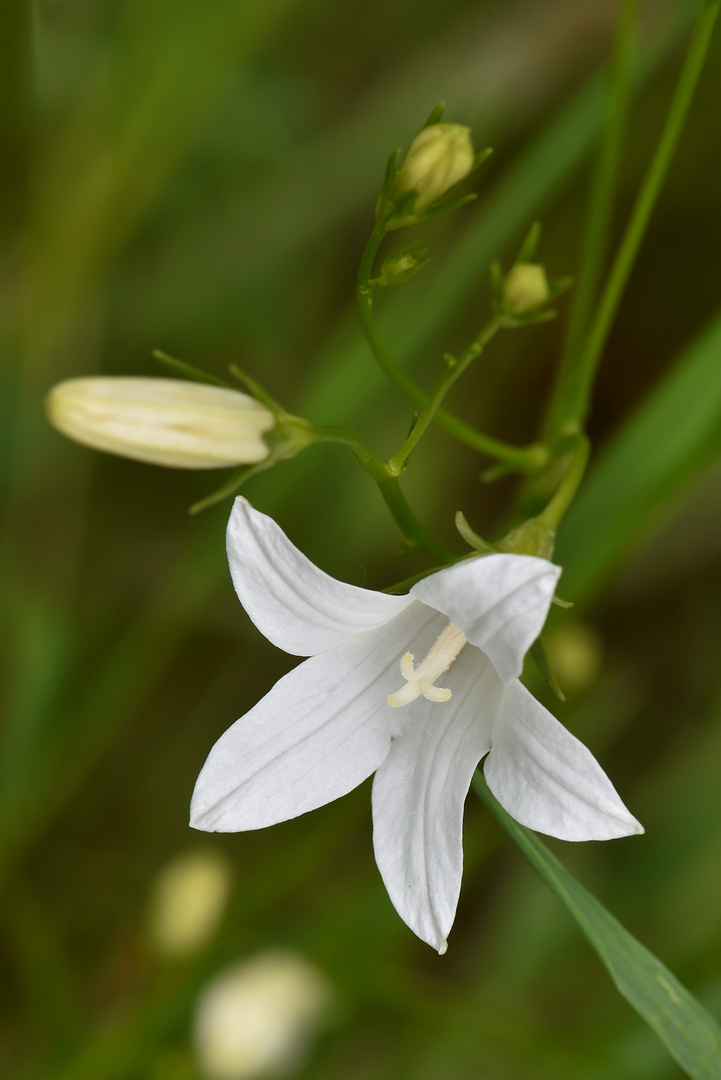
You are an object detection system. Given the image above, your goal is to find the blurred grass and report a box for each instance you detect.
[3,0,721,1078]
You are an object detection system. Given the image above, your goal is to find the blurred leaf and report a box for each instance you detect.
[474,774,721,1080]
[26,0,303,368]
[556,305,721,601]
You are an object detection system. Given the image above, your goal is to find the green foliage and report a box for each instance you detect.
[2,0,721,1077]
[475,776,721,1080]
[558,307,721,602]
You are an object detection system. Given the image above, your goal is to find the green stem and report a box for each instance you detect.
[356,228,544,471]
[537,435,590,534]
[388,316,502,474]
[311,425,455,561]
[558,0,639,381]
[544,0,719,440]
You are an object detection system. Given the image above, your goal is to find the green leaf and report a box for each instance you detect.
[556,305,721,602]
[473,774,721,1080]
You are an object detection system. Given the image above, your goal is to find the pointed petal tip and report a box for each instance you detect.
[559,807,645,842]
[188,802,213,833]
[583,805,644,842]
[438,940,448,956]
[626,815,645,837]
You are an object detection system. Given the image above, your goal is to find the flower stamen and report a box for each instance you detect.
[387,622,467,707]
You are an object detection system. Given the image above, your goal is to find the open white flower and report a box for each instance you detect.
[191,498,642,953]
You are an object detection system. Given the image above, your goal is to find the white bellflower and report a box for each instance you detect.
[191,499,642,952]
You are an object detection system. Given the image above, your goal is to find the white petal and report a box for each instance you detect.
[227,498,413,656]
[484,681,643,841]
[410,553,561,682]
[372,648,503,952]
[190,604,441,832]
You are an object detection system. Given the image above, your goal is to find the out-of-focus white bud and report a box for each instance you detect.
[148,850,232,957]
[45,377,275,469]
[193,950,333,1080]
[502,263,550,316]
[393,123,474,214]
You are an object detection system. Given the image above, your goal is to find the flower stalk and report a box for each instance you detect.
[387,315,502,475]
[356,226,545,472]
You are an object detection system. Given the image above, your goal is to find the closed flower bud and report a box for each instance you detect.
[193,950,333,1080]
[502,263,550,316]
[45,377,275,469]
[393,123,474,214]
[374,244,430,286]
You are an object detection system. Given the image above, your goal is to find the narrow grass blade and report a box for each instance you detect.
[556,306,721,601]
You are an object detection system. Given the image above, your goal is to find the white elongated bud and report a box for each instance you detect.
[502,263,550,316]
[393,123,474,213]
[45,377,275,468]
[148,849,232,957]
[193,950,333,1080]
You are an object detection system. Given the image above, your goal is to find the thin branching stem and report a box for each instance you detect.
[356,227,544,470]
[311,425,456,561]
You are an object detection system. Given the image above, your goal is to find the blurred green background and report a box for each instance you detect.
[2,0,721,1077]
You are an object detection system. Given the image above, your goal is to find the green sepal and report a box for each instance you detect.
[456,508,572,609]
[516,220,542,263]
[189,417,316,515]
[496,516,555,559]
[468,145,493,175]
[381,188,424,229]
[422,102,446,128]
[152,350,229,387]
[228,364,285,418]
[375,149,402,223]
[529,637,565,701]
[414,191,478,223]
[189,463,268,514]
[454,510,495,554]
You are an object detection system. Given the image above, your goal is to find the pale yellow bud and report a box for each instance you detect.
[393,123,474,213]
[148,850,232,957]
[502,263,550,316]
[45,377,275,469]
[193,950,333,1080]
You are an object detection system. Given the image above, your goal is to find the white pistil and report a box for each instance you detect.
[387,622,468,707]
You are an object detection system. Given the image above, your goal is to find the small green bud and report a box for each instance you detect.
[393,123,474,214]
[46,376,275,468]
[373,244,430,286]
[502,263,550,316]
